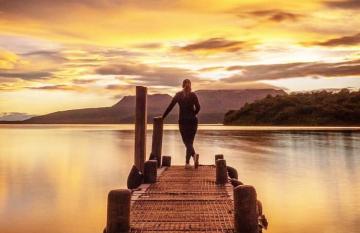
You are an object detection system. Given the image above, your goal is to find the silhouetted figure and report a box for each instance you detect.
[162,79,200,168]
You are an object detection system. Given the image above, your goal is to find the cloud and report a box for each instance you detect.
[244,9,302,22]
[96,62,198,86]
[0,49,19,69]
[0,71,52,80]
[177,38,247,53]
[72,78,99,84]
[309,32,360,46]
[325,0,360,9]
[133,42,163,49]
[223,59,360,82]
[105,84,134,92]
[191,79,282,90]
[21,50,68,62]
[28,84,83,91]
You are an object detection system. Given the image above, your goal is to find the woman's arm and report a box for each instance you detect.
[162,93,178,119]
[194,94,200,115]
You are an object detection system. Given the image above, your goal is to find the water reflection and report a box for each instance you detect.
[0,125,359,233]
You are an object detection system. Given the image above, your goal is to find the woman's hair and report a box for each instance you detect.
[182,79,191,95]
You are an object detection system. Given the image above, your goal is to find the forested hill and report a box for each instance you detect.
[224,89,360,126]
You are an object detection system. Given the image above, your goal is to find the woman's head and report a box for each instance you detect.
[182,79,191,93]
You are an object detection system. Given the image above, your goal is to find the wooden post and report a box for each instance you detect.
[106,189,131,233]
[151,117,163,167]
[162,155,171,167]
[215,154,224,164]
[234,185,258,233]
[135,86,147,173]
[216,159,228,184]
[144,160,157,183]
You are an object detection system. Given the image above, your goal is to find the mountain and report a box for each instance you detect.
[224,89,360,126]
[0,112,36,121]
[12,89,285,124]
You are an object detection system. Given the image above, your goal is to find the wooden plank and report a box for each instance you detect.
[130,165,234,232]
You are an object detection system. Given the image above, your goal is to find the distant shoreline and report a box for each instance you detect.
[1,123,360,131]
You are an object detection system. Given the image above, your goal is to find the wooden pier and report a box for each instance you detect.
[104,86,266,233]
[130,165,234,232]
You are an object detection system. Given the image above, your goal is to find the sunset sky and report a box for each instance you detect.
[0,0,359,116]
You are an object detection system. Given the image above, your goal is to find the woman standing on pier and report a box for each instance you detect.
[162,79,201,168]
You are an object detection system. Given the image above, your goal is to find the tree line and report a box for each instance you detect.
[224,89,360,126]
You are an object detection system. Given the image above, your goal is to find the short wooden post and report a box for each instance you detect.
[134,86,147,173]
[106,189,131,233]
[216,159,228,184]
[215,154,224,164]
[162,155,171,167]
[151,117,163,167]
[234,185,258,233]
[144,160,157,183]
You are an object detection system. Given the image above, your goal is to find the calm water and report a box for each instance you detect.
[0,124,360,233]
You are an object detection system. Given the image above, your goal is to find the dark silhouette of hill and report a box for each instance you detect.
[224,89,360,126]
[5,89,285,124]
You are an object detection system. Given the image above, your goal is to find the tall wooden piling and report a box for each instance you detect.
[215,154,224,163]
[234,185,259,233]
[151,116,163,167]
[216,159,228,184]
[106,189,131,233]
[134,86,147,173]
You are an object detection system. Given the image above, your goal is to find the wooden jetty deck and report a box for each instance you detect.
[130,165,234,232]
[104,86,265,233]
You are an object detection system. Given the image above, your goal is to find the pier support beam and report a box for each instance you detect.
[106,189,131,233]
[162,155,171,167]
[144,160,157,183]
[234,185,258,233]
[216,159,228,184]
[227,166,239,180]
[134,86,147,173]
[151,117,163,167]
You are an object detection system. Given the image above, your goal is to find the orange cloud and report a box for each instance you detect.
[245,10,303,22]
[325,0,360,9]
[309,32,360,46]
[224,59,360,82]
[177,38,249,53]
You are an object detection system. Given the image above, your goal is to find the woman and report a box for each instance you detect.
[162,79,201,168]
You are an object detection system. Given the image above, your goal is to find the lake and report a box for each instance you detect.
[0,124,359,233]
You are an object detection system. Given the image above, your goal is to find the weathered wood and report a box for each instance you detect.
[215,154,224,163]
[162,155,171,167]
[106,189,131,233]
[194,153,199,169]
[127,165,143,189]
[130,166,234,232]
[216,159,228,185]
[144,160,157,183]
[151,116,163,167]
[227,166,238,179]
[134,86,147,173]
[234,185,258,233]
